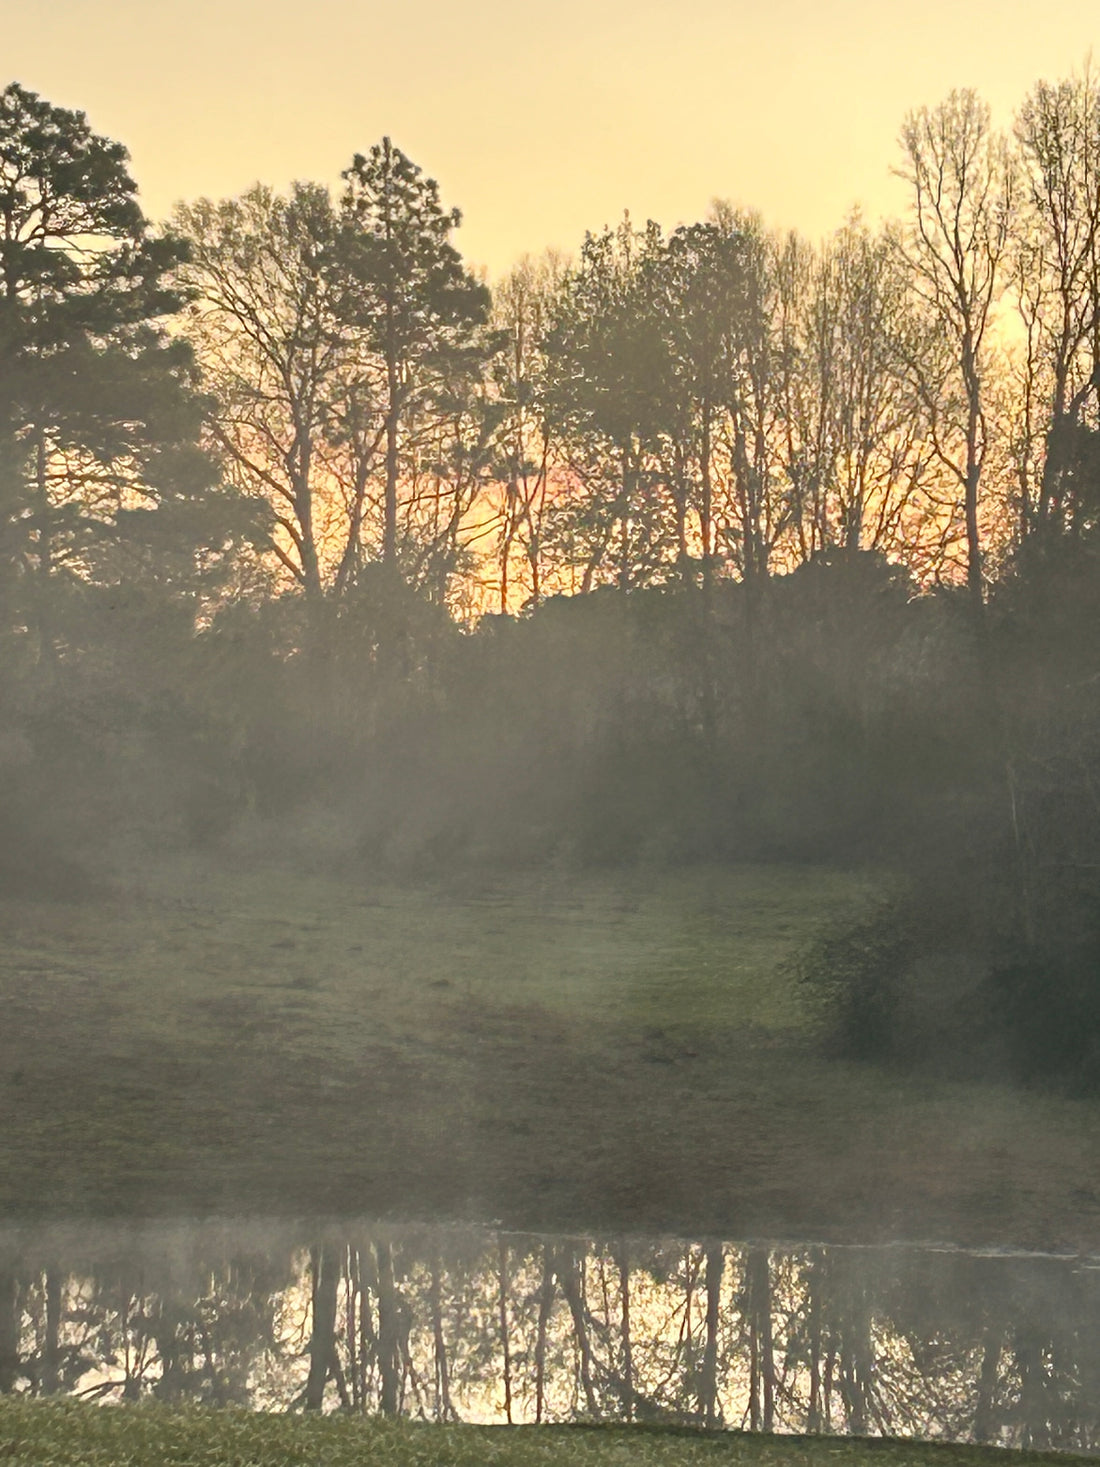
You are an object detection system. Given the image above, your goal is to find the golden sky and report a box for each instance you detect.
[5,0,1099,275]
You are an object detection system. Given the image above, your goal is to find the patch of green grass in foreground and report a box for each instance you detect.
[1,1400,1092,1467]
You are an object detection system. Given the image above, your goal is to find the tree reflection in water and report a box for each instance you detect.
[1,1222,1098,1447]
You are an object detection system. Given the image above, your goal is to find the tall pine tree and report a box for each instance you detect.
[338,139,490,575]
[0,81,245,659]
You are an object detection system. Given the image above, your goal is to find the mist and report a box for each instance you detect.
[3,61,1100,1467]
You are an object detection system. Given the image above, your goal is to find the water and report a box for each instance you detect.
[1,1219,1098,1448]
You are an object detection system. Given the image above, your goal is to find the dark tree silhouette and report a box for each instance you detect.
[339,139,491,576]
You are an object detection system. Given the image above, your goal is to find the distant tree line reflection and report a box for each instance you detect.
[2,1224,1100,1447]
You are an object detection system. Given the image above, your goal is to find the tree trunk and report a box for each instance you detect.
[701,398,713,607]
[823,1349,836,1432]
[497,1236,513,1424]
[0,1273,19,1394]
[305,1246,339,1411]
[346,1248,361,1411]
[619,442,632,593]
[616,1245,633,1421]
[559,1247,598,1417]
[701,1242,723,1427]
[974,1326,1001,1443]
[384,335,400,570]
[963,336,984,613]
[376,1240,402,1416]
[535,1244,555,1424]
[41,1268,61,1396]
[430,1258,453,1422]
[807,1250,823,1434]
[1015,1327,1049,1450]
[747,1247,774,1432]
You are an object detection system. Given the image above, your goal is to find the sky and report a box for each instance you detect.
[4,0,1100,277]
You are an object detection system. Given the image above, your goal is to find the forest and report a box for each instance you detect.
[2,68,1100,1095]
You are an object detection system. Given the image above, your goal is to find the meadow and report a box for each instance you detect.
[3,860,1100,1248]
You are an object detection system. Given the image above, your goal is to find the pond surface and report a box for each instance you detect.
[1,1220,1098,1448]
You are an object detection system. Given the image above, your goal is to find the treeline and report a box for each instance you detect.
[2,78,1100,1083]
[165,79,1100,615]
[5,74,1100,634]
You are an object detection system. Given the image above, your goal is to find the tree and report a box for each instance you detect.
[1012,69,1100,535]
[660,220,754,596]
[339,138,491,577]
[0,82,234,654]
[705,204,793,588]
[793,216,935,567]
[179,148,491,643]
[175,183,380,622]
[489,252,567,611]
[896,90,1014,609]
[544,217,678,592]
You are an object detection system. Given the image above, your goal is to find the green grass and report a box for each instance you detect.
[89,858,868,1032]
[1,1400,1093,1467]
[4,858,1100,1246]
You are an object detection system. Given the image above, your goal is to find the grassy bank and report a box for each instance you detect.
[4,859,1100,1244]
[1,1400,1093,1467]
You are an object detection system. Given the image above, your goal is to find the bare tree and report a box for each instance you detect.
[176,185,385,623]
[490,253,568,610]
[709,206,793,587]
[895,91,1014,607]
[794,216,937,566]
[1012,68,1100,533]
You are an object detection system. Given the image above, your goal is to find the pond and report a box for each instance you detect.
[2,1219,1098,1448]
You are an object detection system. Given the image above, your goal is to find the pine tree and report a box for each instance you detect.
[0,81,245,657]
[338,138,491,574]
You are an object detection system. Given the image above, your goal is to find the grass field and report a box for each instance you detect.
[3,1400,1095,1467]
[4,858,1100,1245]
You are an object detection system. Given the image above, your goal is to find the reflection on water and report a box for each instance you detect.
[1,1220,1099,1446]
